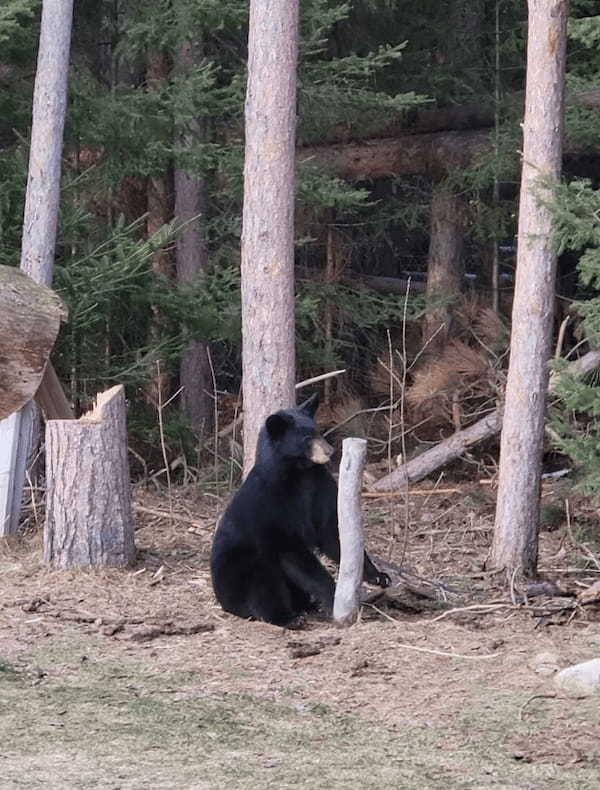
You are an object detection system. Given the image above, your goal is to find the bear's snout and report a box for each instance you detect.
[309,437,333,464]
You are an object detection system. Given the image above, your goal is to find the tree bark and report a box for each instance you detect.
[44,385,134,568]
[20,0,74,285]
[334,438,367,627]
[173,33,213,443]
[491,0,568,578]
[422,186,466,355]
[0,266,67,420]
[241,0,299,474]
[146,50,173,407]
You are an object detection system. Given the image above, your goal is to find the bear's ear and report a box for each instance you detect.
[265,412,294,439]
[298,392,319,418]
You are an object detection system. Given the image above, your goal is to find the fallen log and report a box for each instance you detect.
[299,90,600,181]
[372,409,503,491]
[310,88,600,146]
[300,129,489,181]
[372,350,600,491]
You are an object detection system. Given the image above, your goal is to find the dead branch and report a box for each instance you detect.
[373,350,600,491]
[133,503,210,530]
[215,368,347,440]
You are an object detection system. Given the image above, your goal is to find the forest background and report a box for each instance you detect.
[1,0,599,488]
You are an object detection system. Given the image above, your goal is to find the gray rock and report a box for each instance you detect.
[554,658,600,698]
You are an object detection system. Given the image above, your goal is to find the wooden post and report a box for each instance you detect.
[334,438,367,627]
[44,385,135,568]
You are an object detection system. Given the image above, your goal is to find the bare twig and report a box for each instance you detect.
[133,503,210,530]
[386,328,396,550]
[399,279,411,566]
[216,369,348,443]
[428,603,519,623]
[155,361,173,526]
[554,315,570,359]
[206,346,219,493]
[367,605,503,659]
[518,693,557,722]
[296,369,346,390]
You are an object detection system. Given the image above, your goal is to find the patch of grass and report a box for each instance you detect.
[0,657,20,679]
[1,636,600,790]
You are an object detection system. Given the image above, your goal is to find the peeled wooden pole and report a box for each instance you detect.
[334,438,367,626]
[44,385,134,568]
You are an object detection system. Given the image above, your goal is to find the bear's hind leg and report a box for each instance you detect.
[246,564,304,627]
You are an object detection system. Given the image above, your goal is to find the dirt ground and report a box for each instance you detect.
[2,480,600,790]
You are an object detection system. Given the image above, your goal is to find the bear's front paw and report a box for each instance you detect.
[374,571,391,588]
[284,614,308,630]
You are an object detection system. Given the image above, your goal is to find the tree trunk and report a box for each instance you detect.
[20,0,74,285]
[0,0,74,536]
[422,186,466,355]
[173,34,213,443]
[44,385,134,568]
[241,0,299,474]
[146,50,173,407]
[491,0,568,578]
[334,438,367,627]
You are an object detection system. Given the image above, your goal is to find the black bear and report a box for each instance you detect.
[210,393,389,627]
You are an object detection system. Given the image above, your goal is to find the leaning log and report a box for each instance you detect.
[44,385,134,568]
[0,265,67,420]
[372,409,504,491]
[372,350,600,491]
[300,129,489,181]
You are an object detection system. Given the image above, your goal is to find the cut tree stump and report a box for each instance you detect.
[0,265,67,420]
[334,437,367,626]
[44,385,135,568]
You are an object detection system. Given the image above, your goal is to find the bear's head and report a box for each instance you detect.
[261,393,333,468]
